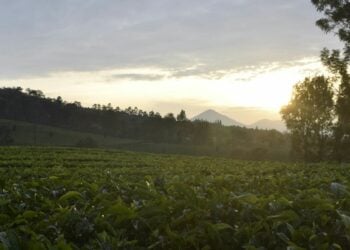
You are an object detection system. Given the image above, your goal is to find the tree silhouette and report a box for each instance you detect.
[176,110,187,122]
[312,0,350,161]
[0,87,290,161]
[312,0,350,57]
[281,76,334,161]
[164,113,176,122]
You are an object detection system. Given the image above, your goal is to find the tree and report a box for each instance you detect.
[176,110,187,122]
[280,76,334,161]
[26,88,45,98]
[321,49,350,161]
[164,113,176,122]
[56,96,63,104]
[312,0,350,161]
[312,0,350,57]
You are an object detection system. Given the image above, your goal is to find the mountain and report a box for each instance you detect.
[249,119,286,132]
[191,109,244,127]
[192,110,286,131]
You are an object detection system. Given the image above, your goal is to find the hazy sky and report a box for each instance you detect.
[0,0,341,124]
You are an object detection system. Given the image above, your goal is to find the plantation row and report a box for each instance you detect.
[0,147,350,249]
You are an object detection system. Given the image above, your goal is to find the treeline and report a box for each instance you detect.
[0,87,289,160]
[281,0,350,162]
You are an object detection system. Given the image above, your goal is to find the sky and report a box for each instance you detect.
[0,0,341,124]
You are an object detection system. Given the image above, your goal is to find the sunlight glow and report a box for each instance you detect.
[5,57,325,119]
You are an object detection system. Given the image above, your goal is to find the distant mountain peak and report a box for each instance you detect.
[204,109,216,113]
[249,119,286,132]
[191,109,244,127]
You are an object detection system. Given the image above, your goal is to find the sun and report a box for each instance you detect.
[214,58,324,111]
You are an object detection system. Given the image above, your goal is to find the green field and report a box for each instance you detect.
[0,119,290,161]
[0,119,137,148]
[0,147,350,249]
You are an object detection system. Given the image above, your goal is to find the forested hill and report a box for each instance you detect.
[0,87,290,160]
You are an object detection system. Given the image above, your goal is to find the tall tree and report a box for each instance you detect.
[281,76,334,161]
[176,110,188,122]
[321,49,350,161]
[312,0,350,161]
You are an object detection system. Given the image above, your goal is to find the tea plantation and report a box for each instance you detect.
[0,147,350,249]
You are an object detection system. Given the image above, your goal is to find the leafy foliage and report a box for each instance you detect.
[311,0,350,162]
[281,76,334,161]
[0,147,350,249]
[312,0,350,57]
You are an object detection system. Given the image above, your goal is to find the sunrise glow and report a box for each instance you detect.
[5,57,324,123]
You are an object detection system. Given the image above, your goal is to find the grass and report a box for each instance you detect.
[0,119,136,148]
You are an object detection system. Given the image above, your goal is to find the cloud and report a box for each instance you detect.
[110,73,165,81]
[0,0,341,79]
[3,56,324,124]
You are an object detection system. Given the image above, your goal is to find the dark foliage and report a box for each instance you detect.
[311,0,350,162]
[0,125,14,145]
[281,76,334,162]
[1,147,350,249]
[0,87,289,161]
[312,0,350,57]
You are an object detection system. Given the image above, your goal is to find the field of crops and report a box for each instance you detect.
[0,147,350,249]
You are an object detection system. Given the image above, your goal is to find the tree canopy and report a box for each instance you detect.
[312,0,350,57]
[281,76,334,161]
[308,0,350,162]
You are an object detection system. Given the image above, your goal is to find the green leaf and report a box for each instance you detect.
[331,243,342,250]
[58,191,83,203]
[26,240,46,250]
[0,232,10,250]
[0,231,20,250]
[338,211,350,229]
[0,200,9,207]
[277,232,290,244]
[268,210,300,222]
[0,214,10,225]
[212,223,233,231]
[287,246,305,250]
[49,176,59,180]
[106,200,136,223]
[236,193,259,204]
[330,182,348,196]
[54,236,73,250]
[22,211,38,220]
